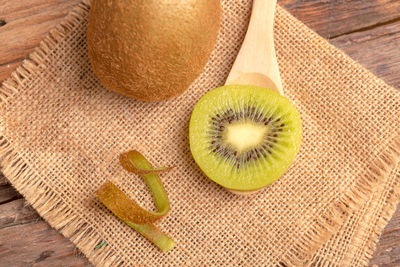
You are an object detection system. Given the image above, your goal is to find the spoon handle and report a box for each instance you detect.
[225,0,283,95]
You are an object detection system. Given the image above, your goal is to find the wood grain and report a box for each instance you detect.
[0,0,81,82]
[369,205,400,267]
[0,198,89,266]
[0,184,20,204]
[278,0,400,38]
[0,174,8,186]
[331,20,400,88]
[0,0,399,266]
[0,221,90,267]
[0,198,40,228]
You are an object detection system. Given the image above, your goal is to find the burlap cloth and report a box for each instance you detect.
[1,1,400,266]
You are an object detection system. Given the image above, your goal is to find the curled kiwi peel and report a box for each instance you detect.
[95,150,175,252]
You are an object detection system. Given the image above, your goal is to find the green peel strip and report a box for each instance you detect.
[119,150,172,215]
[125,221,176,252]
[95,150,175,252]
[120,150,174,175]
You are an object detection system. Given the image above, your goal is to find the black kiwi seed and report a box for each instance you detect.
[264,117,272,125]
[206,104,286,169]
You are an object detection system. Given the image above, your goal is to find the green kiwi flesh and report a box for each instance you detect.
[189,85,302,191]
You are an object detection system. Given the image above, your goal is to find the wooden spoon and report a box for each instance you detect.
[226,0,282,94]
[226,0,282,195]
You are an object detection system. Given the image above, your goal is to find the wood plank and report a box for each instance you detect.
[278,0,400,38]
[331,19,400,89]
[0,199,40,229]
[0,221,91,266]
[370,204,400,267]
[0,184,21,204]
[0,198,92,266]
[0,0,81,82]
[0,173,9,186]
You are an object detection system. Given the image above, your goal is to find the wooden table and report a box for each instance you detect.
[1,1,399,266]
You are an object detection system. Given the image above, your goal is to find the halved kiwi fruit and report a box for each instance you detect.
[189,85,302,192]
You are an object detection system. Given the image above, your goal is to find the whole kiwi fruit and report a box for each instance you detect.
[87,0,222,102]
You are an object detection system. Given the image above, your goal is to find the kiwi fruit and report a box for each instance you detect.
[87,0,221,102]
[189,85,302,192]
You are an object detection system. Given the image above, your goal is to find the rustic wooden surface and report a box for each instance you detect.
[0,0,399,266]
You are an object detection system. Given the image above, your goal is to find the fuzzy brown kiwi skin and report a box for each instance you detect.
[87,0,222,102]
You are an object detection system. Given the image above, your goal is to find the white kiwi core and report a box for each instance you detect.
[223,120,269,154]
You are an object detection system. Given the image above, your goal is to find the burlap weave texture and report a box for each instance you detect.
[1,1,400,266]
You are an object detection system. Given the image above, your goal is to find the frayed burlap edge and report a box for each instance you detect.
[0,1,124,266]
[281,136,400,266]
[276,7,400,265]
[0,1,399,266]
[350,170,400,266]
[364,172,400,265]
